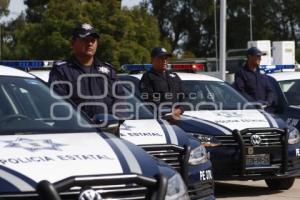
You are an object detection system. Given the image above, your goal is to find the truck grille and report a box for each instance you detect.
[1,186,150,200]
[141,145,185,172]
[60,184,150,200]
[216,131,283,146]
[212,128,288,177]
[2,174,163,200]
[188,181,214,200]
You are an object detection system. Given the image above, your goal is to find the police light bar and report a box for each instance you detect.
[170,64,205,71]
[122,64,152,72]
[0,60,53,70]
[260,64,295,73]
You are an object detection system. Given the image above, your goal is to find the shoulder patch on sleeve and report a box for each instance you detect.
[54,61,67,66]
[169,73,176,78]
[102,62,117,74]
[169,72,179,78]
[96,65,111,75]
[103,62,113,68]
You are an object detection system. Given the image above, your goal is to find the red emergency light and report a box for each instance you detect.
[170,63,205,71]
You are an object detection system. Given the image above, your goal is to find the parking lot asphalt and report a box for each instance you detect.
[215,178,300,199]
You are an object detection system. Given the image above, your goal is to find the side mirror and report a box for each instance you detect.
[94,114,124,136]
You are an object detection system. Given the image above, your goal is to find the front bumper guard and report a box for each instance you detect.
[36,173,168,200]
[232,127,288,177]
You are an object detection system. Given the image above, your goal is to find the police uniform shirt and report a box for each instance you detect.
[80,64,92,73]
[139,70,185,107]
[234,64,275,105]
[48,57,124,118]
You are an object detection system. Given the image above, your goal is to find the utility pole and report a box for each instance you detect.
[219,0,227,81]
[214,0,219,72]
[0,24,2,60]
[249,0,253,41]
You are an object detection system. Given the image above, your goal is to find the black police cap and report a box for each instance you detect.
[72,23,99,39]
[151,47,172,58]
[247,47,266,56]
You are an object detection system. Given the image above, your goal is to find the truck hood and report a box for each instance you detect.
[0,132,146,192]
[120,119,188,146]
[181,110,283,135]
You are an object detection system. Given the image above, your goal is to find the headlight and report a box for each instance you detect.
[288,128,300,144]
[166,173,190,200]
[189,145,208,165]
[189,133,221,147]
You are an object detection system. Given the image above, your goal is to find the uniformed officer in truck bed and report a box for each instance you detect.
[234,47,276,109]
[139,47,185,120]
[49,23,125,120]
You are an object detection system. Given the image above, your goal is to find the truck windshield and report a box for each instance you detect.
[121,87,155,119]
[182,80,254,110]
[0,77,95,134]
[278,79,300,106]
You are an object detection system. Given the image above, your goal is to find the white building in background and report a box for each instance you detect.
[247,40,296,67]
[272,41,295,65]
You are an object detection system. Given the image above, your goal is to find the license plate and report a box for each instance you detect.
[246,154,270,167]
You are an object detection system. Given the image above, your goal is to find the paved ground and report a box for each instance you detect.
[215,178,300,199]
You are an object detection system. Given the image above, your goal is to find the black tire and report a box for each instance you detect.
[265,177,295,190]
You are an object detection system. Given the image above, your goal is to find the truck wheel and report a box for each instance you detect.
[265,177,295,190]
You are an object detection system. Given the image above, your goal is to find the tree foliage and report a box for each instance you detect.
[145,0,300,60]
[3,0,166,70]
[24,0,49,22]
[0,0,9,17]
[3,0,300,63]
[146,0,216,57]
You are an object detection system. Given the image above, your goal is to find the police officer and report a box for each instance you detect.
[234,47,276,108]
[49,23,125,120]
[139,47,185,120]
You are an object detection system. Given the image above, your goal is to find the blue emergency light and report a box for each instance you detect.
[122,63,205,73]
[260,64,295,73]
[122,64,152,72]
[0,60,47,70]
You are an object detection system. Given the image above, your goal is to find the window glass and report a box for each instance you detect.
[0,77,94,134]
[279,79,300,106]
[182,81,252,110]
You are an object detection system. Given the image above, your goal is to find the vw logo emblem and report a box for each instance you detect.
[78,189,102,200]
[250,135,262,146]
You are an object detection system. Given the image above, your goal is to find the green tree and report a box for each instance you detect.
[1,14,28,59]
[24,0,49,22]
[0,0,9,17]
[146,0,216,57]
[146,0,300,60]
[226,0,250,50]
[8,0,167,70]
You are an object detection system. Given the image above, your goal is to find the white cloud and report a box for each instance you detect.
[1,0,26,22]
[1,0,143,22]
[121,0,142,8]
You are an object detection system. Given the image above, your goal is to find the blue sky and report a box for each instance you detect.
[122,0,143,8]
[1,0,142,22]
